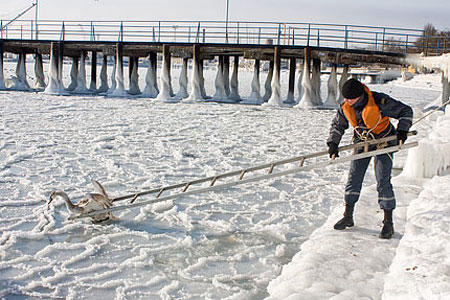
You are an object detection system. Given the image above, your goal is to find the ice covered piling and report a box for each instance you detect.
[323,64,339,108]
[242,59,262,104]
[265,47,283,107]
[263,60,274,102]
[337,65,349,104]
[44,43,63,94]
[128,57,141,95]
[184,44,204,102]
[228,56,241,101]
[155,45,175,102]
[295,53,314,109]
[142,52,159,98]
[212,56,228,101]
[8,52,31,91]
[66,57,78,92]
[311,59,322,106]
[284,58,297,104]
[73,51,89,94]
[107,56,117,94]
[34,53,46,89]
[88,51,97,92]
[97,55,109,93]
[110,43,128,97]
[175,57,189,99]
[0,43,5,90]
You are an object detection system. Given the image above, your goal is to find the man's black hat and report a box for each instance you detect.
[341,78,364,99]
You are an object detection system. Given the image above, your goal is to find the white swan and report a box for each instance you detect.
[49,179,117,222]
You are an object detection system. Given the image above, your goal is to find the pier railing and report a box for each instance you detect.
[0,20,448,55]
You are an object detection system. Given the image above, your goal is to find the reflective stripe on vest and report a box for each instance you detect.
[342,85,390,134]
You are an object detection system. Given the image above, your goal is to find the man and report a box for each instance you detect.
[327,78,413,239]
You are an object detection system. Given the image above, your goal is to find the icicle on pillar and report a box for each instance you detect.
[128,57,141,95]
[66,57,78,91]
[267,46,282,106]
[57,42,64,91]
[89,51,97,91]
[263,60,274,102]
[199,59,208,99]
[311,58,322,106]
[107,55,116,94]
[113,42,126,95]
[34,52,46,89]
[213,56,227,100]
[324,63,338,108]
[244,59,262,104]
[175,57,189,99]
[296,60,304,103]
[44,42,61,93]
[74,51,89,93]
[223,56,230,98]
[0,42,5,90]
[143,52,158,97]
[442,70,449,105]
[337,64,349,104]
[156,44,173,101]
[16,51,30,90]
[229,55,241,101]
[284,58,296,104]
[150,52,159,94]
[97,55,109,93]
[295,47,314,108]
[185,44,203,102]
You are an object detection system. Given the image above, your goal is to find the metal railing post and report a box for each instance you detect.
[152,26,156,42]
[258,27,261,44]
[237,22,240,44]
[119,22,124,42]
[382,28,386,51]
[30,20,33,39]
[0,21,2,39]
[277,23,281,45]
[21,25,23,40]
[188,27,191,43]
[375,33,378,51]
[292,29,295,46]
[91,22,95,41]
[60,21,65,41]
[307,24,311,47]
[196,22,201,43]
[202,29,206,43]
[437,37,440,55]
[317,28,320,46]
[158,21,161,42]
[344,25,348,49]
[405,35,409,54]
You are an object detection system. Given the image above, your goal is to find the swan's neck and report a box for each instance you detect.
[55,191,83,214]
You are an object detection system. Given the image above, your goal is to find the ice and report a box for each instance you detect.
[1,54,450,299]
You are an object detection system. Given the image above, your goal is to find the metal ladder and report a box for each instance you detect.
[69,132,418,220]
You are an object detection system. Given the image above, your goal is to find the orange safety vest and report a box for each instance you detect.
[342,85,390,134]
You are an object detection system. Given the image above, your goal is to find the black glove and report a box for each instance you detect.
[327,142,339,158]
[397,130,408,144]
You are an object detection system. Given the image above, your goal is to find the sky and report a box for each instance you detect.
[0,0,448,31]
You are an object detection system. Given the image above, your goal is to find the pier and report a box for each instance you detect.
[1,20,449,106]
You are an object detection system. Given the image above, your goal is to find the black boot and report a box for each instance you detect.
[334,204,355,230]
[379,209,395,239]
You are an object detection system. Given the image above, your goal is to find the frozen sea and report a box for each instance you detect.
[0,59,446,299]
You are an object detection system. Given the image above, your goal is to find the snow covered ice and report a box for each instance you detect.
[0,57,449,299]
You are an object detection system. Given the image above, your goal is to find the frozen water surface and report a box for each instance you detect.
[0,59,446,299]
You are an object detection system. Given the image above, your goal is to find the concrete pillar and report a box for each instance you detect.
[67,57,79,91]
[74,51,89,93]
[128,56,134,83]
[199,59,208,99]
[213,56,227,100]
[149,52,159,94]
[223,56,230,97]
[113,42,126,95]
[89,51,97,91]
[338,65,349,104]
[156,44,173,101]
[143,52,158,97]
[285,58,296,104]
[34,52,46,89]
[44,42,61,93]
[229,55,241,101]
[129,57,141,95]
[263,60,274,102]
[58,42,64,90]
[0,41,4,89]
[242,59,262,104]
[296,60,304,103]
[175,57,189,99]
[311,58,322,105]
[295,47,314,108]
[185,44,203,102]
[323,63,338,108]
[266,46,282,106]
[97,55,109,93]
